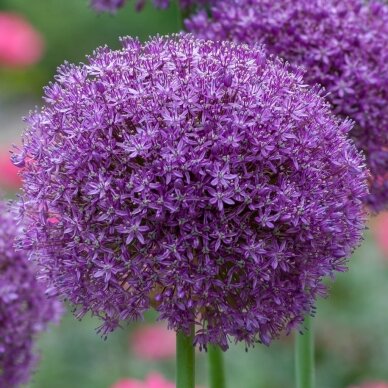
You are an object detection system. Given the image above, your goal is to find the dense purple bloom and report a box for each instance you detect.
[90,0,126,12]
[90,0,207,12]
[14,34,368,349]
[186,0,388,212]
[0,201,61,387]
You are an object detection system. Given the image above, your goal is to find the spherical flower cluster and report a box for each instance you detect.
[0,201,61,387]
[186,0,388,212]
[91,0,126,12]
[15,34,368,349]
[90,0,209,12]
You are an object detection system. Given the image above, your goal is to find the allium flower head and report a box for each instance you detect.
[90,0,208,12]
[91,0,126,12]
[15,34,368,350]
[0,201,61,387]
[186,0,388,212]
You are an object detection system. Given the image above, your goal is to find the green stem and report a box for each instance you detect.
[295,315,315,388]
[176,326,195,388]
[208,344,226,388]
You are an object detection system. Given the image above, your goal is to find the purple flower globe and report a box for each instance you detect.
[90,0,207,12]
[15,34,368,350]
[186,0,388,212]
[0,201,61,387]
[91,0,126,12]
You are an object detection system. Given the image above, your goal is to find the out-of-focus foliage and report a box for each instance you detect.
[0,0,178,95]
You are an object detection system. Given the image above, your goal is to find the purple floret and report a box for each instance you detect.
[186,0,388,212]
[14,34,368,350]
[0,201,61,387]
[90,0,126,12]
[90,0,210,12]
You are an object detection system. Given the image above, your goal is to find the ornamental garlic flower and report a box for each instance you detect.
[15,34,367,350]
[186,0,388,212]
[90,0,208,12]
[0,201,61,387]
[90,0,126,12]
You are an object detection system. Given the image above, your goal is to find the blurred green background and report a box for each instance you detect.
[0,0,179,95]
[1,1,388,387]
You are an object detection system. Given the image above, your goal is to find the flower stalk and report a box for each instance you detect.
[295,315,315,388]
[176,326,195,388]
[208,344,226,388]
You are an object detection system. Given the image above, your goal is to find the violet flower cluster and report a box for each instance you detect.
[186,0,388,212]
[15,34,368,349]
[90,0,206,12]
[90,0,126,12]
[0,201,61,387]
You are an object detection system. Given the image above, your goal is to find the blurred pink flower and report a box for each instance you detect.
[349,382,388,388]
[111,373,175,388]
[131,324,176,360]
[0,150,21,190]
[372,212,388,257]
[0,12,44,67]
